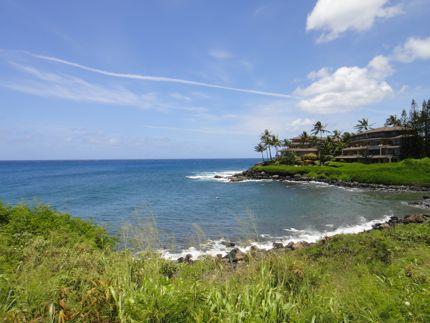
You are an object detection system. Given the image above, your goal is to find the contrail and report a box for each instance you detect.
[21,51,292,99]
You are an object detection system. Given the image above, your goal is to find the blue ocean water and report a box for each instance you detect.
[0,159,421,256]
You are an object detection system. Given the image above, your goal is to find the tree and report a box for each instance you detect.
[385,115,402,127]
[311,121,329,139]
[421,99,430,157]
[271,135,281,159]
[299,131,309,145]
[341,131,352,144]
[400,109,408,127]
[281,139,291,148]
[260,129,273,160]
[354,118,372,132]
[331,129,342,141]
[254,143,266,162]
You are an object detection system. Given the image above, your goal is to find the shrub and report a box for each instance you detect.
[280,152,300,165]
[302,153,317,161]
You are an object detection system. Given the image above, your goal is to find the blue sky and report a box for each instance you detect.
[1,0,429,159]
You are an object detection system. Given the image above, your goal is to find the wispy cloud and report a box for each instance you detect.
[15,50,292,99]
[393,35,430,62]
[3,62,163,109]
[208,49,234,60]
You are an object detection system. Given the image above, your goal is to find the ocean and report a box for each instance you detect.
[0,159,421,258]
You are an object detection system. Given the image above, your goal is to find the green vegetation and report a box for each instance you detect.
[254,158,430,186]
[1,202,430,321]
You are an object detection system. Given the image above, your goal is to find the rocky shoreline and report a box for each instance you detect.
[227,169,430,192]
[176,213,430,265]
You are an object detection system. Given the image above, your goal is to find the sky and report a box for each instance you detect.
[1,0,430,160]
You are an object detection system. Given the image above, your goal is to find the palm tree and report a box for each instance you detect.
[385,115,402,127]
[354,118,372,133]
[260,129,273,160]
[332,129,342,141]
[341,131,352,144]
[254,143,266,162]
[311,121,330,139]
[299,131,309,145]
[281,139,291,148]
[271,135,281,158]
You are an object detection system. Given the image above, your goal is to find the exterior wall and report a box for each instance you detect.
[336,127,412,163]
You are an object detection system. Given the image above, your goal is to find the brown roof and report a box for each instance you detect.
[284,148,318,152]
[351,134,412,143]
[353,126,408,136]
[335,155,364,159]
[343,145,401,151]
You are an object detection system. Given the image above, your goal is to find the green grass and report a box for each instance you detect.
[1,203,430,321]
[253,158,430,186]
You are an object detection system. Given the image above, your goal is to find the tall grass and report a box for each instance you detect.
[253,158,430,186]
[0,203,429,321]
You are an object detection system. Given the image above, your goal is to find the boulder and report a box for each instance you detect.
[220,241,235,247]
[408,198,430,209]
[272,175,280,179]
[214,175,223,179]
[224,248,247,263]
[402,214,427,224]
[372,222,390,230]
[230,176,246,182]
[286,241,308,250]
[184,254,193,264]
[272,242,284,249]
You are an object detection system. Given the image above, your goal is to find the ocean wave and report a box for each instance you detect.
[160,214,393,260]
[186,170,271,183]
[186,170,242,182]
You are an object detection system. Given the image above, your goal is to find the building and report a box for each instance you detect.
[280,136,319,157]
[335,126,413,163]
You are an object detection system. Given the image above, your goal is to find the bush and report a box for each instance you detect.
[280,152,300,165]
[302,153,318,161]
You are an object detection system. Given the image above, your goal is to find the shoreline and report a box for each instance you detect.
[171,212,430,264]
[228,168,430,192]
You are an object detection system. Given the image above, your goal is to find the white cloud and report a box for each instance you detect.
[295,55,394,114]
[307,67,331,80]
[306,0,403,42]
[290,118,314,129]
[393,36,430,62]
[208,49,234,60]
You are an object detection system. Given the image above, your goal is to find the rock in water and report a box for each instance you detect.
[220,241,235,247]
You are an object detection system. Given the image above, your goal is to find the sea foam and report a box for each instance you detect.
[160,214,393,260]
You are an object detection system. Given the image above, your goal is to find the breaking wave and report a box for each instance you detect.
[160,214,392,260]
[186,170,270,183]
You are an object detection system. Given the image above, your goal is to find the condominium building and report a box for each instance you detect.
[335,126,413,163]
